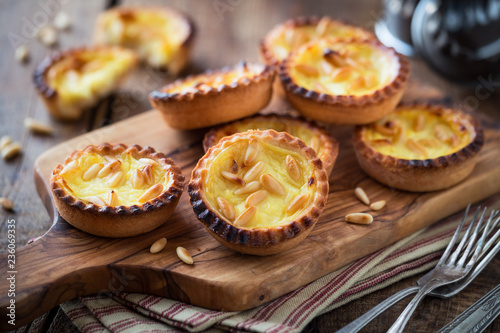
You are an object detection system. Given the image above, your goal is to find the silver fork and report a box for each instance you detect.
[336,205,500,333]
[387,205,496,332]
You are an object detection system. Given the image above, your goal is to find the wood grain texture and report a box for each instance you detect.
[0,103,499,329]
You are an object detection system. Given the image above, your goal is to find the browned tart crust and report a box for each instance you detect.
[34,46,138,121]
[279,38,410,125]
[353,104,484,192]
[260,16,375,66]
[188,130,329,256]
[149,62,275,130]
[94,6,195,75]
[202,113,339,175]
[50,143,184,237]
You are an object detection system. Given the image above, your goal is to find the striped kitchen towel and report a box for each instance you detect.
[61,215,471,333]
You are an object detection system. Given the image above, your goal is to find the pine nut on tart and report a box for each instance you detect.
[279,38,410,124]
[353,104,484,192]
[260,16,375,66]
[149,62,275,130]
[34,46,138,121]
[188,130,329,256]
[202,113,339,176]
[50,143,184,237]
[94,6,195,74]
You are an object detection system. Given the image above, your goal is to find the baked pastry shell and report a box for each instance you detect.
[279,38,410,125]
[188,130,329,256]
[353,104,484,192]
[202,113,339,176]
[94,6,196,75]
[50,143,185,237]
[149,63,275,130]
[33,46,138,121]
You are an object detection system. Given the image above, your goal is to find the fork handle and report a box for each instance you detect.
[387,282,440,333]
[335,286,420,333]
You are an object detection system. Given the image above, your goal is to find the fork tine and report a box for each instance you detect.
[482,215,500,256]
[458,207,488,267]
[437,204,470,266]
[447,205,481,265]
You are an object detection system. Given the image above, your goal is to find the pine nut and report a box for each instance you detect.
[53,11,71,30]
[260,174,285,196]
[369,139,391,147]
[86,196,106,206]
[217,197,235,220]
[314,81,329,93]
[286,193,308,214]
[176,247,194,264]
[98,160,121,178]
[364,75,377,89]
[434,124,450,142]
[354,187,370,205]
[310,136,320,152]
[107,170,124,187]
[316,17,330,36]
[38,26,58,46]
[286,155,301,182]
[244,140,259,166]
[245,190,268,207]
[373,123,394,136]
[138,158,157,166]
[150,238,167,254]
[60,160,78,174]
[414,114,426,132]
[132,169,145,188]
[142,165,155,186]
[0,197,14,211]
[320,60,334,75]
[24,117,53,135]
[107,190,118,206]
[345,213,373,224]
[230,159,239,174]
[138,184,163,203]
[0,136,12,151]
[1,142,22,160]
[406,138,428,158]
[331,67,352,82]
[324,49,346,67]
[417,138,437,149]
[234,206,257,227]
[370,200,386,211]
[103,155,118,163]
[15,45,29,63]
[349,76,365,91]
[82,163,104,181]
[221,171,245,186]
[243,161,264,182]
[295,64,319,77]
[234,181,260,195]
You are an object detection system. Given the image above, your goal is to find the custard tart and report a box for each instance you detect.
[150,62,275,130]
[34,46,138,121]
[94,6,195,74]
[279,38,410,124]
[188,130,329,256]
[203,114,339,175]
[50,143,184,237]
[353,104,484,192]
[260,16,375,66]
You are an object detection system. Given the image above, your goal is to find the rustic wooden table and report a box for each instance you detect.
[1,0,499,332]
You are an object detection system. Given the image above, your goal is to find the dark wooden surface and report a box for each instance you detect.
[0,0,499,332]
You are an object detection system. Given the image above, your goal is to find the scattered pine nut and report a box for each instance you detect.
[53,11,71,30]
[221,170,245,185]
[15,45,30,63]
[82,163,103,181]
[354,187,370,205]
[245,190,268,208]
[286,155,300,182]
[150,238,167,254]
[234,206,257,227]
[24,118,53,135]
[1,142,22,160]
[138,184,163,203]
[286,193,308,214]
[370,200,386,211]
[217,196,236,220]
[345,213,373,224]
[38,26,58,46]
[176,246,194,264]
[86,196,106,206]
[0,197,14,211]
[260,174,285,196]
[234,181,260,195]
[244,140,259,166]
[0,136,12,151]
[60,160,78,174]
[243,161,264,182]
[138,158,157,166]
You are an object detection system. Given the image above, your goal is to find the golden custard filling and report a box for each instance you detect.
[229,120,324,159]
[267,18,372,61]
[97,8,190,67]
[364,108,474,160]
[56,152,172,206]
[289,39,398,96]
[163,63,262,95]
[203,139,317,229]
[46,49,136,107]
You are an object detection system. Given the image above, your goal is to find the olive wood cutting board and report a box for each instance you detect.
[1,99,500,329]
